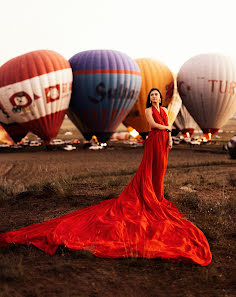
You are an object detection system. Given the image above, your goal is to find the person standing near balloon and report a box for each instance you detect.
[145,88,173,149]
[123,58,174,139]
[144,88,173,203]
[0,88,212,266]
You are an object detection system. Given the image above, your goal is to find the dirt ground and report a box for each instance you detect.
[0,144,235,297]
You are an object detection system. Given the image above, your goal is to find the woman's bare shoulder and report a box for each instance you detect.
[145,107,152,114]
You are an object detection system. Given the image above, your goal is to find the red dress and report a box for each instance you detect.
[0,106,212,266]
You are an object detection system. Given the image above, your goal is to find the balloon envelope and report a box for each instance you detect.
[68,50,142,142]
[0,120,28,143]
[0,50,72,144]
[177,53,236,138]
[226,134,236,158]
[174,104,199,137]
[123,58,174,134]
[0,124,14,145]
[167,78,182,126]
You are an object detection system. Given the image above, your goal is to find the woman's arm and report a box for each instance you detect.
[145,108,171,131]
[162,107,173,149]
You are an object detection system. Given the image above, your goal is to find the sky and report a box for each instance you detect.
[1,0,236,73]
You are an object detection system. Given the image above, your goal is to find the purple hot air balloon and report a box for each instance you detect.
[68,50,142,142]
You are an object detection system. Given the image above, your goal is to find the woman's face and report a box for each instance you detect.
[150,90,161,104]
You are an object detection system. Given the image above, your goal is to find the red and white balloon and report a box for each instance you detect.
[0,50,72,144]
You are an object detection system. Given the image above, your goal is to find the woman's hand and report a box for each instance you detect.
[165,125,172,132]
[168,137,173,149]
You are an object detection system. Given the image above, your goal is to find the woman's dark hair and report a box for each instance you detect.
[146,88,163,108]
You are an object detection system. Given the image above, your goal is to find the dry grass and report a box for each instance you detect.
[0,145,235,297]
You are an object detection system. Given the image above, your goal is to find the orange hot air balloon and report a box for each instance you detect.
[123,58,174,137]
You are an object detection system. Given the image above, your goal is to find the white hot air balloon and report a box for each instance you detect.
[174,103,199,137]
[167,77,182,126]
[177,53,236,139]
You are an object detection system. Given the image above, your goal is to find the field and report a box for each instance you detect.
[0,143,235,297]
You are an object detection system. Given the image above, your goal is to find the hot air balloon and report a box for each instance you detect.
[177,53,236,139]
[123,58,174,138]
[167,77,182,127]
[231,112,236,120]
[174,104,199,137]
[224,134,236,159]
[0,119,28,144]
[68,50,142,142]
[0,50,73,144]
[0,124,14,145]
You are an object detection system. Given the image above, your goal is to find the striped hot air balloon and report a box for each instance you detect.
[68,50,142,142]
[177,53,236,139]
[123,58,174,138]
[0,50,73,144]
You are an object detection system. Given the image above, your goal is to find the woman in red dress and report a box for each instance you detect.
[0,88,212,266]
